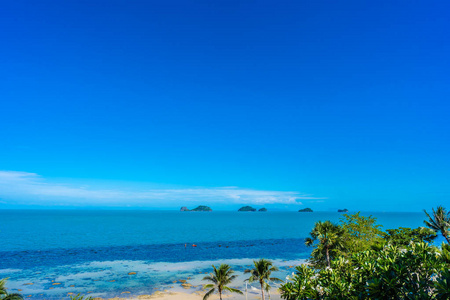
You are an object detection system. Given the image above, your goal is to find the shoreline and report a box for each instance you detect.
[109,288,284,300]
[4,258,303,299]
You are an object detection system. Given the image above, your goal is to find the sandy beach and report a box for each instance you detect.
[123,289,283,300]
[119,274,285,300]
[99,270,286,300]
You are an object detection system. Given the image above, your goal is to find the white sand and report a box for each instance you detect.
[125,289,283,300]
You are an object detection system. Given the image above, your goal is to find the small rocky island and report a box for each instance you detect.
[338,208,349,213]
[299,208,313,212]
[258,208,267,212]
[238,206,257,212]
[180,205,212,212]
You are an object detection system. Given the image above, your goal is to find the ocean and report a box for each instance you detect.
[0,210,431,298]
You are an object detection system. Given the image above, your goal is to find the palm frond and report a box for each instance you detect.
[202,288,215,300]
[202,276,217,283]
[69,294,93,300]
[3,293,24,300]
[203,284,215,289]
[228,274,238,281]
[424,206,450,243]
[0,278,23,300]
[0,278,9,295]
[305,237,315,247]
[223,286,244,294]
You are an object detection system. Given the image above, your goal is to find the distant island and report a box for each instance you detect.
[338,208,349,213]
[258,208,267,212]
[299,208,313,212]
[238,206,257,212]
[180,205,212,212]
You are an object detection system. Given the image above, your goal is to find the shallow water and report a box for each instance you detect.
[1,258,303,299]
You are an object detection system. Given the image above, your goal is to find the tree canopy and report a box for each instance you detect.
[282,207,450,299]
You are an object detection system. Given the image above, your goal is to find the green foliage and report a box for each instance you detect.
[299,208,313,212]
[434,268,450,300]
[305,221,346,268]
[340,212,383,254]
[441,243,450,264]
[424,206,450,243]
[383,227,437,246]
[202,264,242,300]
[281,208,450,300]
[279,265,317,300]
[190,205,213,211]
[245,259,282,300]
[281,242,450,300]
[238,206,257,212]
[0,278,23,300]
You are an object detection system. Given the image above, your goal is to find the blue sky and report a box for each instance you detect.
[1,1,449,211]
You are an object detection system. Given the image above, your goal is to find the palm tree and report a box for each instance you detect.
[69,294,93,300]
[202,264,243,300]
[244,259,282,300]
[305,220,346,267]
[424,206,450,244]
[0,278,23,300]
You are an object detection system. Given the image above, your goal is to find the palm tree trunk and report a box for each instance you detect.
[219,289,222,300]
[443,231,450,244]
[260,281,265,300]
[326,246,330,267]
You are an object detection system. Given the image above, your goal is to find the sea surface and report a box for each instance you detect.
[0,210,430,298]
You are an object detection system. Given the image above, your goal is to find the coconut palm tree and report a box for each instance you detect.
[305,220,346,267]
[202,264,243,300]
[424,206,450,244]
[244,259,282,300]
[0,278,23,300]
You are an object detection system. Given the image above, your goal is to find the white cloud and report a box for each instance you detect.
[0,170,325,207]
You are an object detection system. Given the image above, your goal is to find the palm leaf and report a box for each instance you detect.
[3,294,24,300]
[202,288,215,300]
[223,286,243,294]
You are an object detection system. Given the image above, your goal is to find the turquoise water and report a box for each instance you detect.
[0,210,427,251]
[0,210,431,298]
